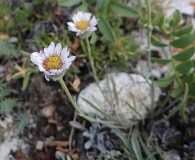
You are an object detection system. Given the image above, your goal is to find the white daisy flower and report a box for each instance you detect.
[67,11,98,37]
[30,42,76,81]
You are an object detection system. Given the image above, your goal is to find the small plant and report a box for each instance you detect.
[150,9,195,118]
[0,79,21,115]
[83,123,107,153]
[0,78,29,131]
[12,55,38,91]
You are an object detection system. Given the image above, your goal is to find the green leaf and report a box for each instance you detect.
[151,36,167,47]
[109,1,138,17]
[152,58,171,64]
[73,2,88,13]
[0,99,15,114]
[155,75,175,87]
[178,84,188,119]
[96,0,110,11]
[69,121,86,130]
[156,15,167,33]
[176,60,194,74]
[182,74,194,84]
[112,128,134,156]
[98,16,116,43]
[189,87,195,97]
[16,113,29,131]
[131,130,144,160]
[138,136,156,160]
[58,0,81,7]
[169,10,182,28]
[171,87,182,98]
[172,25,193,37]
[172,47,195,61]
[0,88,12,100]
[170,34,195,48]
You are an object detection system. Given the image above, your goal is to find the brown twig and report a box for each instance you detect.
[69,112,77,150]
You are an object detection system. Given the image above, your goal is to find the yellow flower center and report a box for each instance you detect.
[43,55,62,71]
[76,20,90,30]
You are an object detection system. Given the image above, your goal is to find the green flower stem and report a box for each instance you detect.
[145,0,152,70]
[84,37,114,106]
[85,37,99,83]
[58,77,115,125]
[145,0,155,108]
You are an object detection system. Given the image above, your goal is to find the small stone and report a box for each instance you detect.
[41,105,56,118]
[36,140,44,150]
[163,149,181,160]
[77,72,161,125]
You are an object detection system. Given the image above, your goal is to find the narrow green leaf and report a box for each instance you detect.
[155,75,175,87]
[16,113,29,131]
[178,84,188,119]
[73,3,88,13]
[169,10,182,28]
[151,36,167,47]
[172,25,193,37]
[152,58,171,64]
[0,99,15,114]
[22,73,30,91]
[176,60,194,74]
[172,47,195,61]
[189,87,195,97]
[109,1,138,17]
[170,34,195,48]
[171,87,182,98]
[112,128,134,155]
[58,0,81,7]
[69,121,86,130]
[96,0,110,11]
[138,136,156,160]
[131,130,144,160]
[98,16,116,43]
[156,15,167,33]
[0,88,12,100]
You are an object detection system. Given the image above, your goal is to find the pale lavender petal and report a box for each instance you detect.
[68,56,76,62]
[89,27,97,32]
[47,42,55,56]
[84,12,91,21]
[30,52,44,65]
[55,43,62,55]
[67,22,76,28]
[61,46,69,58]
[38,64,45,72]
[90,16,98,26]
[44,74,50,81]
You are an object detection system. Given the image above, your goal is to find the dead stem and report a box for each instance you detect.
[69,112,77,151]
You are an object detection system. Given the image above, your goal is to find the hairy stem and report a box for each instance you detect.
[145,0,155,108]
[85,37,99,83]
[58,77,116,125]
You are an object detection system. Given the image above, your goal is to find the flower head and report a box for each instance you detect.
[67,11,98,37]
[30,42,76,81]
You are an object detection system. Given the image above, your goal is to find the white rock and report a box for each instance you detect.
[36,140,44,150]
[41,105,56,118]
[163,149,181,160]
[134,60,168,79]
[0,138,19,160]
[77,73,161,124]
[163,0,194,17]
[0,115,29,160]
